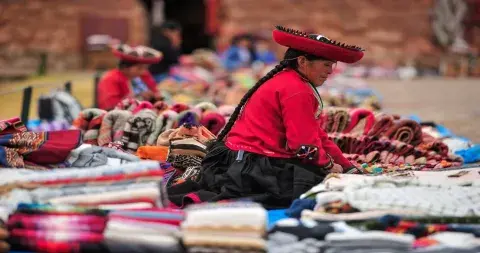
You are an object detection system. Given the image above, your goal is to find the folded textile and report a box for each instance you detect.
[105,233,182,253]
[97,110,132,147]
[189,246,266,253]
[121,109,157,152]
[137,146,169,161]
[0,130,82,168]
[0,117,27,135]
[325,231,414,252]
[268,232,324,253]
[66,144,140,167]
[343,108,375,135]
[8,238,107,253]
[385,119,423,146]
[285,199,316,218]
[268,218,334,240]
[146,110,178,145]
[363,215,480,238]
[182,202,267,250]
[320,107,350,133]
[343,178,480,216]
[71,108,107,145]
[200,112,226,135]
[9,229,104,243]
[48,186,168,208]
[7,213,107,233]
[367,114,394,137]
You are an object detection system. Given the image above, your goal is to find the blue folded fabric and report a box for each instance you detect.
[267,209,288,229]
[455,145,480,164]
[285,198,316,218]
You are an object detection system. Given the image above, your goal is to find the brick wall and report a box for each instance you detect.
[217,0,440,65]
[0,0,148,72]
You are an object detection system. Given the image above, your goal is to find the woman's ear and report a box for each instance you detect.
[297,55,307,68]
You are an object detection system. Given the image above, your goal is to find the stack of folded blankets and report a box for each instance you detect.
[104,208,185,253]
[181,202,267,253]
[324,231,415,253]
[7,203,109,253]
[0,161,170,214]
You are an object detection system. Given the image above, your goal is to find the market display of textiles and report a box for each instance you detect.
[0,49,478,253]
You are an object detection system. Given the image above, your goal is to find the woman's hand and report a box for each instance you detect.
[330,163,344,173]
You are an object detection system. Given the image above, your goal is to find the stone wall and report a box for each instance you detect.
[216,0,441,65]
[0,0,148,73]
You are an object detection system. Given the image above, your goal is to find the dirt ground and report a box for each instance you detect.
[0,73,479,143]
[368,77,480,143]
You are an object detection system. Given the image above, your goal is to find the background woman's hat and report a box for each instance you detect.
[272,25,365,63]
[111,43,163,64]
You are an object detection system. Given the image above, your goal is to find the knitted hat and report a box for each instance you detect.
[97,110,132,147]
[115,98,141,112]
[132,101,154,115]
[146,109,179,146]
[171,103,190,114]
[217,105,235,117]
[121,109,157,152]
[175,110,201,128]
[194,102,217,113]
[200,112,226,136]
[72,108,107,145]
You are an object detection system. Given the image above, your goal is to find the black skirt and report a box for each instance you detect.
[167,142,327,209]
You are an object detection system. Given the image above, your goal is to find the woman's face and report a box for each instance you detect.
[298,57,336,86]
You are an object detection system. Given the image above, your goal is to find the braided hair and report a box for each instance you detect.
[215,48,328,143]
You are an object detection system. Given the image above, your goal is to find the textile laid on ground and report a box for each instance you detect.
[182,202,267,252]
[300,168,480,221]
[0,161,167,214]
[0,130,82,169]
[66,144,140,167]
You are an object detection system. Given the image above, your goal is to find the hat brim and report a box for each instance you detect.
[272,29,364,64]
[112,45,163,64]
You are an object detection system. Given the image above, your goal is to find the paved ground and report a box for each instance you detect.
[1,73,479,143]
[368,77,480,143]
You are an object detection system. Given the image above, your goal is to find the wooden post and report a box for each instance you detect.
[64,81,72,94]
[21,86,33,124]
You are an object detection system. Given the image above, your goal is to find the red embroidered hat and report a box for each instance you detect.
[111,43,163,64]
[272,26,364,63]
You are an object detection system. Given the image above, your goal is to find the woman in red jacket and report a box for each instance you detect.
[97,43,163,110]
[169,26,364,209]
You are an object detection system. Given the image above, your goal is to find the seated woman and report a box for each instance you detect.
[97,43,163,110]
[168,26,365,209]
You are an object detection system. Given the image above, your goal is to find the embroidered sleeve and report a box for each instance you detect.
[281,92,333,168]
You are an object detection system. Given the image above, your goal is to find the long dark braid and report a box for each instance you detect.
[216,61,288,141]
